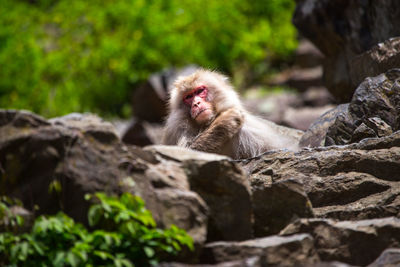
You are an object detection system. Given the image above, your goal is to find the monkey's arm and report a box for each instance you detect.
[190,108,244,153]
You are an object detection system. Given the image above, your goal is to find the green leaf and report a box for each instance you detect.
[67,251,80,267]
[143,246,155,258]
[88,205,103,227]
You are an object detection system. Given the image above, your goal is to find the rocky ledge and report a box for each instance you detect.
[1,108,400,266]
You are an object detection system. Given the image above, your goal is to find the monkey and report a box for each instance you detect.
[163,69,303,159]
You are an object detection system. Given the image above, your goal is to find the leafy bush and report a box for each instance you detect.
[0,192,193,266]
[0,0,297,117]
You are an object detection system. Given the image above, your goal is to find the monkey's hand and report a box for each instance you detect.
[190,108,244,153]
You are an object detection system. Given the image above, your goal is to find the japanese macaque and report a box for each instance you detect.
[163,69,303,159]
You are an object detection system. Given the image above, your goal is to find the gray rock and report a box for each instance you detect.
[121,120,154,146]
[280,217,400,266]
[156,188,208,248]
[299,104,348,148]
[184,157,253,242]
[250,177,314,236]
[144,145,252,242]
[326,68,400,146]
[300,68,400,147]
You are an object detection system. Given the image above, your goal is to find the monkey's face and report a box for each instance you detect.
[182,85,214,125]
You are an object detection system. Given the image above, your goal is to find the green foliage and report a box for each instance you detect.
[0,0,297,117]
[0,193,193,266]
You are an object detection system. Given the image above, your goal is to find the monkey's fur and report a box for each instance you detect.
[163,69,303,159]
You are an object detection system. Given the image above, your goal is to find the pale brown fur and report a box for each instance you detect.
[163,69,303,159]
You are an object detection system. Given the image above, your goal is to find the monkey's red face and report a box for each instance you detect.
[183,85,214,125]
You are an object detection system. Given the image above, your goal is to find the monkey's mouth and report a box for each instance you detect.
[194,108,210,119]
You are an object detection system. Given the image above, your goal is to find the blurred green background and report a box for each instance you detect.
[0,0,297,118]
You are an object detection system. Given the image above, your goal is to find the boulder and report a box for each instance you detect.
[293,0,400,101]
[325,68,400,146]
[281,217,400,266]
[121,119,164,146]
[146,145,253,242]
[0,110,157,224]
[300,68,400,147]
[250,177,314,236]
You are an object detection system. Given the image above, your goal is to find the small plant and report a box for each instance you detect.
[0,192,193,266]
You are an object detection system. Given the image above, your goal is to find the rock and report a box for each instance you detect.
[300,68,400,147]
[145,145,230,163]
[184,158,253,242]
[293,0,400,101]
[250,177,314,236]
[326,68,400,146]
[121,119,164,146]
[156,188,209,248]
[269,66,323,92]
[299,103,349,148]
[140,146,210,247]
[4,108,400,266]
[243,91,301,126]
[0,110,214,256]
[302,87,335,107]
[201,233,319,266]
[286,66,324,92]
[312,262,355,267]
[145,145,252,242]
[283,105,335,131]
[158,257,263,267]
[295,39,324,69]
[350,37,400,90]
[368,248,400,267]
[0,110,159,224]
[243,88,334,131]
[242,131,400,221]
[280,217,400,266]
[160,257,262,267]
[132,65,198,122]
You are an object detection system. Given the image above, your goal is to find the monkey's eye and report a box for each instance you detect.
[184,94,193,100]
[183,93,194,105]
[196,88,204,94]
[195,86,207,96]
